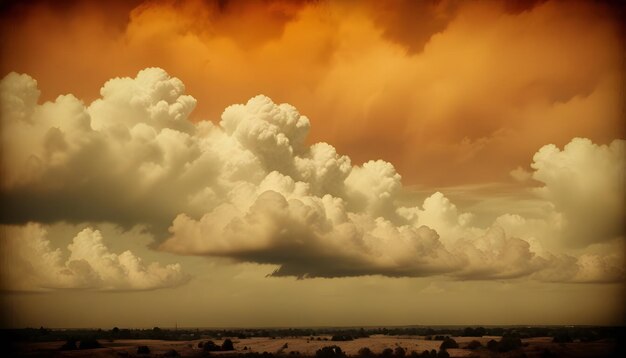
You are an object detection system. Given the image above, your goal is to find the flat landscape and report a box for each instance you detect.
[8,334,620,357]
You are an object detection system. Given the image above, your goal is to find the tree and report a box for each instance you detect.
[439,338,458,350]
[331,335,353,341]
[552,332,573,343]
[358,347,374,358]
[60,339,77,350]
[316,345,345,358]
[164,349,180,357]
[498,335,522,352]
[222,338,235,351]
[394,346,406,358]
[203,341,221,352]
[78,338,102,350]
[437,350,449,358]
[137,345,150,354]
[465,340,482,350]
[462,327,486,337]
[381,348,394,358]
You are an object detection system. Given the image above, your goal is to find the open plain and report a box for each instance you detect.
[10,335,619,358]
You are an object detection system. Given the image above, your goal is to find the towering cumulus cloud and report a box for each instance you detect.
[0,68,623,288]
[531,138,624,247]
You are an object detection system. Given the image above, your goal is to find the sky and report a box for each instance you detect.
[0,0,624,328]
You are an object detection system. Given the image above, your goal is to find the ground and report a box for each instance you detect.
[11,335,618,357]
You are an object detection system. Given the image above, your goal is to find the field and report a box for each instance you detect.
[10,335,618,357]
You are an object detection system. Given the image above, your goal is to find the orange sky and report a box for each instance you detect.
[2,0,623,187]
[1,0,625,328]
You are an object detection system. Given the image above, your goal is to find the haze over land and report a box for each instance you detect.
[0,0,624,328]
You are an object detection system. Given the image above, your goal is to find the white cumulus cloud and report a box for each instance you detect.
[0,223,188,292]
[531,138,625,247]
[0,68,623,284]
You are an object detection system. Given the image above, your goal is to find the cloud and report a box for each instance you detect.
[0,69,219,231]
[534,252,625,284]
[531,138,625,247]
[0,223,188,292]
[510,166,532,182]
[0,69,623,283]
[89,66,197,133]
[0,0,622,187]
[162,189,461,278]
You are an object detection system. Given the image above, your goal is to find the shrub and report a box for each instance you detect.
[439,338,458,350]
[137,345,150,354]
[437,350,449,358]
[486,339,498,351]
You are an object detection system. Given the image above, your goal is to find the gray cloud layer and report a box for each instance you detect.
[0,68,623,287]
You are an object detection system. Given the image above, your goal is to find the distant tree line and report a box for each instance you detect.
[1,325,624,344]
